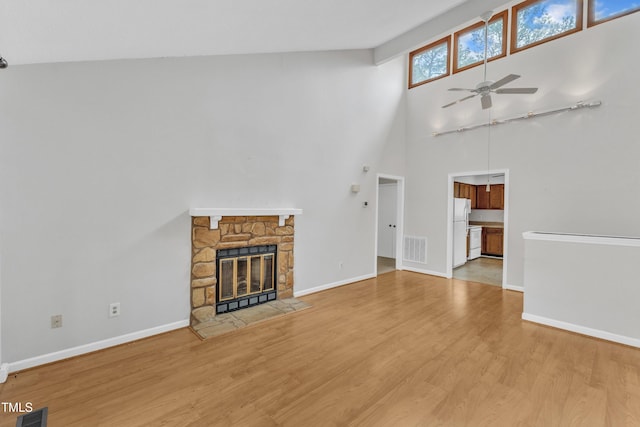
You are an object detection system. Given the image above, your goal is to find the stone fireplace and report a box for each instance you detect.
[189,209,301,327]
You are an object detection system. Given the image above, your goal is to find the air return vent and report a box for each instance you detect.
[403,236,427,264]
[16,407,48,427]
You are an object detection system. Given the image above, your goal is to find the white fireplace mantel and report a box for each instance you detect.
[189,208,303,229]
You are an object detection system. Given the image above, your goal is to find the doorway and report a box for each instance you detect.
[447,170,509,288]
[375,174,405,276]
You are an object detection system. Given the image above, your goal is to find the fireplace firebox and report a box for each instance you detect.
[216,245,277,314]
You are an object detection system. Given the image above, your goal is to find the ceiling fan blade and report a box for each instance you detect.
[442,94,477,108]
[481,94,492,109]
[489,74,521,90]
[448,88,475,92]
[495,87,538,94]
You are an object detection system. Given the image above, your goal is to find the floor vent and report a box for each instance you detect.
[403,236,427,264]
[16,407,48,427]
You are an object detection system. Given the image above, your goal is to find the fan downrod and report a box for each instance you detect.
[480,11,493,23]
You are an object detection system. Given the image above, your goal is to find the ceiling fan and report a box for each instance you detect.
[442,11,538,110]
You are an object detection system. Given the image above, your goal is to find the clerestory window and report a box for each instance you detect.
[453,10,507,74]
[588,0,640,26]
[511,0,583,54]
[408,36,450,89]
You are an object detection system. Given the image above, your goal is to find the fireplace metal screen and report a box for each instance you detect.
[216,245,277,313]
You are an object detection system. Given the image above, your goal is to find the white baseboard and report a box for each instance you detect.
[8,320,189,374]
[503,284,524,292]
[402,266,450,279]
[522,313,640,349]
[294,273,376,297]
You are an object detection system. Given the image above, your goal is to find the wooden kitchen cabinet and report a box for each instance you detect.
[454,182,477,209]
[459,183,469,199]
[475,184,504,210]
[482,227,504,256]
[476,185,490,209]
[468,184,476,209]
[490,184,504,209]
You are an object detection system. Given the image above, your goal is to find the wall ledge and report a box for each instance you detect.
[523,231,640,247]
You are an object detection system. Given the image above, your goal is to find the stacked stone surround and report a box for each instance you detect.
[190,215,295,327]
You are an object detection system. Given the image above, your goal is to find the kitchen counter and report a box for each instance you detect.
[469,221,503,229]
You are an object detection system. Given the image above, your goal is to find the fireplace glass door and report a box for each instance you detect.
[216,245,277,313]
[218,254,275,302]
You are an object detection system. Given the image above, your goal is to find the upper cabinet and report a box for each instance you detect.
[453,182,477,209]
[475,184,504,210]
[489,184,504,210]
[467,184,478,209]
[454,182,502,209]
[476,185,489,209]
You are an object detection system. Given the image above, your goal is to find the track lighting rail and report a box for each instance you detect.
[432,100,602,137]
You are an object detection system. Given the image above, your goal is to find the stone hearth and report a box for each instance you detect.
[190,215,295,327]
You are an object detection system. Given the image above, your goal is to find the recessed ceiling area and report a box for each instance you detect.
[0,0,471,65]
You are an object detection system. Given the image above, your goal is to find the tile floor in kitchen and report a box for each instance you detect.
[453,257,503,287]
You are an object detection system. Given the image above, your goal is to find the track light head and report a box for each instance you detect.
[0,56,7,69]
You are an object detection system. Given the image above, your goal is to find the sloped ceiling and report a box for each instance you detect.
[0,0,472,65]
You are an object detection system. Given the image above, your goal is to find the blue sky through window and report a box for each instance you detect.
[520,0,576,29]
[516,0,578,48]
[593,0,640,20]
[457,20,503,69]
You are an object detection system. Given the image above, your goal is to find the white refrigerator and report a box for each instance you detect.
[453,198,470,268]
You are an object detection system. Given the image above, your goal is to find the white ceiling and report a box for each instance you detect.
[0,0,471,65]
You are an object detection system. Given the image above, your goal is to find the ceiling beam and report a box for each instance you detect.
[373,0,508,65]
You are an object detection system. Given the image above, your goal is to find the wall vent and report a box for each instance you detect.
[16,407,48,427]
[403,236,427,264]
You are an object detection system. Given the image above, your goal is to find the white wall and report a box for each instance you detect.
[0,50,406,363]
[404,13,640,286]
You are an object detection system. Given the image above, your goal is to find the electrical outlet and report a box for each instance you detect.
[51,315,62,329]
[109,302,121,318]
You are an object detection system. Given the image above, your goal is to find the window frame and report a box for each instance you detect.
[588,0,640,27]
[453,10,508,74]
[510,0,584,55]
[408,35,451,89]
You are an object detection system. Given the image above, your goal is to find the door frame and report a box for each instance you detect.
[446,169,509,288]
[374,174,405,275]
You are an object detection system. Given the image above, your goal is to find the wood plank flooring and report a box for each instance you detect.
[1,271,639,426]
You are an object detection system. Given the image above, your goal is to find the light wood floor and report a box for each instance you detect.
[2,271,640,426]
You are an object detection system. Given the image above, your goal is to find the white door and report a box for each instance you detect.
[377,183,398,258]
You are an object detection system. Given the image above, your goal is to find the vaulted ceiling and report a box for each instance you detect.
[1,0,473,65]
